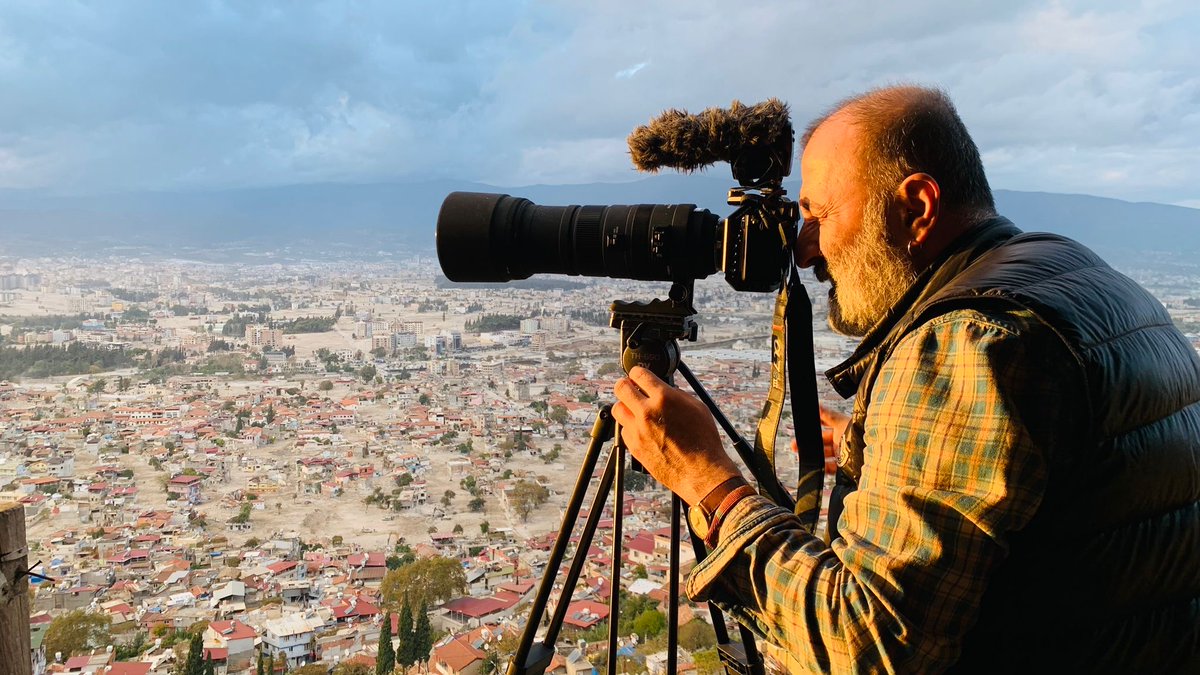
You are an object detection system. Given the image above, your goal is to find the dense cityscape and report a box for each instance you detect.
[1,254,1198,675]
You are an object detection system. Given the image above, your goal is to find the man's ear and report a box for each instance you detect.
[897,173,941,246]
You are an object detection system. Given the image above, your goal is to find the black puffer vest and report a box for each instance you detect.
[825,218,1200,672]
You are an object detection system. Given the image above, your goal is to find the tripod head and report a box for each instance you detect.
[610,281,698,383]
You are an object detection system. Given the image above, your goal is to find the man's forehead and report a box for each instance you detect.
[800,114,860,201]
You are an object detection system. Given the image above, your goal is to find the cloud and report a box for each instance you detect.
[0,0,1196,206]
[615,62,648,79]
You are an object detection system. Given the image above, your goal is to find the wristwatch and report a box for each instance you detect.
[687,476,754,547]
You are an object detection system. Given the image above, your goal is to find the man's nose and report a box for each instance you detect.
[794,220,821,268]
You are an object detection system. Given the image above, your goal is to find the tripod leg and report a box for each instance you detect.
[607,438,626,675]
[668,494,680,675]
[508,406,615,675]
[544,442,619,646]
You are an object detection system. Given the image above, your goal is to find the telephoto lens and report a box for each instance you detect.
[436,192,721,284]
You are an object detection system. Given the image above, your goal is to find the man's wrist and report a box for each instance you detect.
[696,475,749,515]
[705,485,758,548]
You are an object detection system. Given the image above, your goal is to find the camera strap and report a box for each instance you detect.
[753,273,824,530]
[786,274,826,531]
[750,278,794,510]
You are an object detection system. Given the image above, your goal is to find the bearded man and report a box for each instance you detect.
[613,85,1200,673]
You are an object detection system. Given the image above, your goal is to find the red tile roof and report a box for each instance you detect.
[441,595,517,619]
[210,619,257,641]
[430,634,486,672]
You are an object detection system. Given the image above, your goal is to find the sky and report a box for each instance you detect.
[1,0,1198,207]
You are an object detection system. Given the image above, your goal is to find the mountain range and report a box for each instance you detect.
[1,174,1197,268]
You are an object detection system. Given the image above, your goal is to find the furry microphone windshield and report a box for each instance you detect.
[627,98,792,174]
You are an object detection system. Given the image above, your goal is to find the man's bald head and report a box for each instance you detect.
[802,86,995,221]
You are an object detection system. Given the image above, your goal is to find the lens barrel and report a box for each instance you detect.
[436,192,721,284]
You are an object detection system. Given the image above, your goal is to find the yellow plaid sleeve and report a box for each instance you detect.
[687,308,1081,673]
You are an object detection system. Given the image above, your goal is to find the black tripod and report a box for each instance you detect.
[508,281,794,675]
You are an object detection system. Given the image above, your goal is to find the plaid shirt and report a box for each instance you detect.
[687,306,1080,673]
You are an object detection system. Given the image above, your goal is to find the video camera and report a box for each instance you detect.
[436,99,800,293]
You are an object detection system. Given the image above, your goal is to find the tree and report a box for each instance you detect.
[231,502,252,524]
[441,489,455,507]
[380,555,467,610]
[387,543,416,570]
[692,648,723,674]
[265,404,276,424]
[625,470,649,492]
[508,479,550,521]
[479,521,490,535]
[318,380,333,391]
[418,392,431,405]
[360,364,377,383]
[632,608,667,640]
[548,404,569,425]
[204,654,216,675]
[397,599,415,667]
[257,647,265,675]
[413,599,433,665]
[468,496,485,512]
[376,612,395,675]
[678,619,717,651]
[334,664,372,675]
[291,666,326,675]
[115,630,148,660]
[178,635,203,675]
[44,610,112,659]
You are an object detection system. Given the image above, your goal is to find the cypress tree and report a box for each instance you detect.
[397,598,415,667]
[257,648,265,675]
[413,599,433,665]
[181,636,203,675]
[377,612,395,675]
[204,654,215,675]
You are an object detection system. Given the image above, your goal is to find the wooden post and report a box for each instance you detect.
[0,502,33,675]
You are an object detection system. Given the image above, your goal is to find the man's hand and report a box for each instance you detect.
[820,405,848,456]
[819,405,848,474]
[791,405,847,474]
[612,366,742,506]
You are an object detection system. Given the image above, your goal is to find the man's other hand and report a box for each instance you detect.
[820,405,848,471]
[612,366,742,506]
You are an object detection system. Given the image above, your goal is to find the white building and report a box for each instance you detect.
[262,613,324,668]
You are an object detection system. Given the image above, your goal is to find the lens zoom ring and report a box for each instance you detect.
[573,207,604,276]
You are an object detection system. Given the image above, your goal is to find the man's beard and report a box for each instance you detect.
[822,193,919,337]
